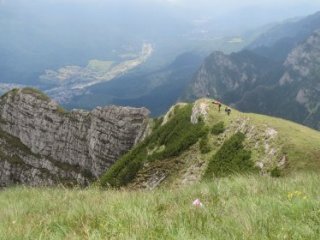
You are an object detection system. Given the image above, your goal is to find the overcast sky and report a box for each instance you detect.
[2,0,320,12]
[2,0,320,30]
[12,0,320,8]
[2,0,320,8]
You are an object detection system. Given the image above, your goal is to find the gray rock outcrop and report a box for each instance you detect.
[0,88,150,187]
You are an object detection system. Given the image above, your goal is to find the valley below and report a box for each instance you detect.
[43,43,154,103]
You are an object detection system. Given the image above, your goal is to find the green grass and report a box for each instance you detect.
[21,88,51,102]
[1,87,50,102]
[0,88,19,99]
[244,112,320,171]
[1,172,319,239]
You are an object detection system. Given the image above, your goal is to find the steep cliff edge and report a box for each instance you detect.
[0,88,150,187]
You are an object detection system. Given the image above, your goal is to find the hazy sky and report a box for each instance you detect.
[7,0,319,8]
[2,0,320,9]
[2,0,320,32]
[2,0,320,16]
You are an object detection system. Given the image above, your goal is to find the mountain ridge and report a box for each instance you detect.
[100,99,320,189]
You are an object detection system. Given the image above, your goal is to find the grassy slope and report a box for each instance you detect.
[117,99,320,188]
[201,98,320,172]
[222,104,320,172]
[246,113,320,171]
[1,173,320,239]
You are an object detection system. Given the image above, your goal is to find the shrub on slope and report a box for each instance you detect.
[204,132,254,178]
[100,104,208,187]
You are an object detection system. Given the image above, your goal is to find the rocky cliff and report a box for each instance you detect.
[279,30,320,128]
[0,88,150,187]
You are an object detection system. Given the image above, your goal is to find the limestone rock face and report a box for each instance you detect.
[0,89,150,187]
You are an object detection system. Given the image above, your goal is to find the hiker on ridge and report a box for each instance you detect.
[212,101,222,112]
[217,101,222,112]
[225,107,231,116]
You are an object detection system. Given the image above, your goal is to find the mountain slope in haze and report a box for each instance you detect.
[238,30,320,129]
[183,50,281,103]
[248,11,320,62]
[100,99,320,189]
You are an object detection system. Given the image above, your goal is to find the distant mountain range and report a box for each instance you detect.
[185,11,320,130]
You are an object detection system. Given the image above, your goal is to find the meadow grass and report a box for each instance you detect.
[245,112,320,171]
[1,172,319,239]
